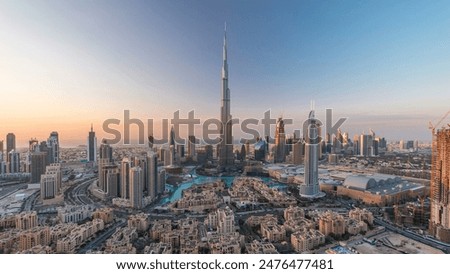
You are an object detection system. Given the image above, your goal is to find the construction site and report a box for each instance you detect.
[429,111,450,243]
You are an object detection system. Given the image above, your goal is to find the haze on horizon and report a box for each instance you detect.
[1,0,449,147]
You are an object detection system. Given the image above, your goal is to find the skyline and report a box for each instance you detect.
[1,0,450,147]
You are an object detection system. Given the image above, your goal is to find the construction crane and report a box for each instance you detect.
[429,111,450,133]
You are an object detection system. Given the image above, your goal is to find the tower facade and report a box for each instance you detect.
[274,118,286,163]
[6,133,15,162]
[87,124,97,163]
[147,152,158,199]
[129,166,144,209]
[430,127,450,242]
[47,131,59,164]
[300,110,324,198]
[218,24,234,168]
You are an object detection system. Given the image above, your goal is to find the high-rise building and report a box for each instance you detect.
[218,24,234,168]
[187,135,196,158]
[120,158,131,199]
[87,124,97,163]
[360,134,373,157]
[6,133,16,162]
[430,127,450,242]
[158,168,166,196]
[30,152,47,183]
[98,140,114,191]
[353,135,360,155]
[299,110,324,198]
[147,152,158,199]
[129,166,144,209]
[47,131,59,164]
[105,165,120,197]
[292,139,304,165]
[274,118,286,163]
[254,138,266,162]
[29,139,39,153]
[40,163,62,200]
[99,140,113,161]
[8,150,21,173]
[0,140,3,154]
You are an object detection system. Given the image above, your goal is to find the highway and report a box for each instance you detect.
[22,191,40,212]
[65,178,96,205]
[374,218,450,253]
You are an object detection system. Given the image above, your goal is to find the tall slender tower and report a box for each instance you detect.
[87,124,97,163]
[274,117,286,163]
[6,133,15,163]
[300,110,325,198]
[218,23,234,168]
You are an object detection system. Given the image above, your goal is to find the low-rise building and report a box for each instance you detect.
[319,211,345,237]
[291,229,325,253]
[128,213,149,232]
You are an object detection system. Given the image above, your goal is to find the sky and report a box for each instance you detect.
[0,0,449,147]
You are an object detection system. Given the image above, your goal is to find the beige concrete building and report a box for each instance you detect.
[284,205,305,222]
[245,240,278,254]
[174,181,224,212]
[92,207,114,224]
[261,222,286,242]
[18,244,53,254]
[150,219,172,241]
[0,215,16,229]
[245,214,277,228]
[104,227,137,254]
[345,219,368,235]
[15,211,38,230]
[349,208,374,225]
[128,213,149,232]
[319,211,345,237]
[56,219,104,253]
[19,226,51,251]
[291,229,325,253]
[144,243,172,254]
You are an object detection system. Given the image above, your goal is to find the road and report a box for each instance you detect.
[374,218,450,253]
[77,219,126,254]
[22,191,40,212]
[65,178,96,205]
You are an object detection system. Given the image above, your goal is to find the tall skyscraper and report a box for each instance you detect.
[187,135,196,158]
[169,127,176,166]
[6,133,16,162]
[292,139,304,165]
[129,166,144,209]
[8,150,20,173]
[274,117,286,163]
[99,140,113,161]
[87,124,97,163]
[120,158,131,199]
[147,152,158,199]
[47,131,59,164]
[218,24,234,168]
[0,140,4,154]
[30,152,47,183]
[430,127,450,242]
[299,110,324,198]
[98,140,114,193]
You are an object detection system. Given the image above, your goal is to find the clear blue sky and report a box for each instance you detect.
[1,0,449,146]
